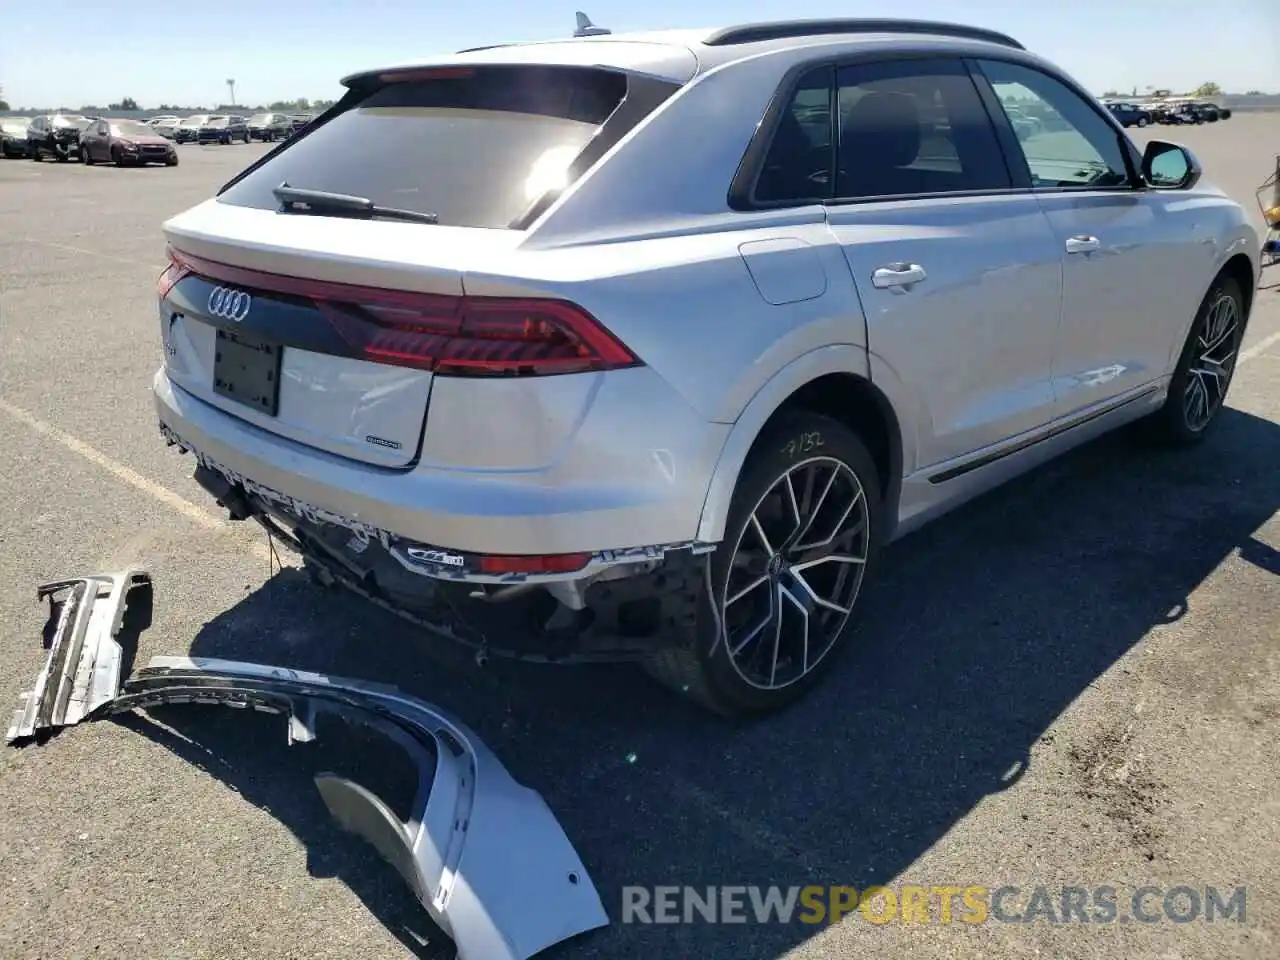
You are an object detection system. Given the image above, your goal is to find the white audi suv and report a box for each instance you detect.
[153,18,1260,716]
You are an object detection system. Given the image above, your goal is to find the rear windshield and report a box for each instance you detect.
[217,65,636,229]
[53,115,90,129]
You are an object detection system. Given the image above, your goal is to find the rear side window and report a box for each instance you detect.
[749,58,1012,204]
[218,66,640,229]
[836,59,1012,198]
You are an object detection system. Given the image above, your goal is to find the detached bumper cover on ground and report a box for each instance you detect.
[7,569,609,960]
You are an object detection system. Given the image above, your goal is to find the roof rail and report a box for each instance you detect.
[702,18,1025,51]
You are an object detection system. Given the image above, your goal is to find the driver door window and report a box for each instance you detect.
[975,59,1130,189]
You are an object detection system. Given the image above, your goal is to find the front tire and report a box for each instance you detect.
[645,412,883,716]
[1146,275,1245,444]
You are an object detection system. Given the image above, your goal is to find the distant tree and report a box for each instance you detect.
[1101,90,1122,98]
[1246,89,1264,96]
[107,97,139,111]
[0,83,7,111]
[1193,82,1222,98]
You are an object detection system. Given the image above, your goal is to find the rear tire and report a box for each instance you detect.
[1144,275,1245,445]
[644,412,883,716]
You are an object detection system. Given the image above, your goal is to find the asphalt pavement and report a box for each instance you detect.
[0,118,1277,960]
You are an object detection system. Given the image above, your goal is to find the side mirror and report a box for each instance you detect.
[1142,140,1201,190]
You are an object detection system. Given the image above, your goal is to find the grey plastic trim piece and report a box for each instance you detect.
[8,606,608,960]
[7,569,151,743]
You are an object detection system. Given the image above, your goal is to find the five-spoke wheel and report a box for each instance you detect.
[722,457,870,692]
[645,412,882,716]
[1183,289,1240,431]
[1149,274,1245,444]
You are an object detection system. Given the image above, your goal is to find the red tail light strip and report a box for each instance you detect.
[160,247,641,377]
[477,553,591,575]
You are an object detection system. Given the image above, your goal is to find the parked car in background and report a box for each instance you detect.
[1172,102,1206,124]
[247,112,293,141]
[1003,104,1043,139]
[288,113,316,134]
[79,118,178,166]
[152,17,1260,717]
[1,118,30,157]
[1189,101,1220,122]
[175,115,211,143]
[149,117,181,140]
[197,115,251,144]
[1105,101,1151,127]
[26,113,92,160]
[1216,103,1232,119]
[147,115,181,126]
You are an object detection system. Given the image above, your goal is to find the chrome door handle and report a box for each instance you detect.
[1065,235,1100,254]
[871,262,928,289]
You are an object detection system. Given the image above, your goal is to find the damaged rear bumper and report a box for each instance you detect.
[8,570,609,960]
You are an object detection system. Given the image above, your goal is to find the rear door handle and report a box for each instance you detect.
[871,262,928,289]
[1065,235,1100,254]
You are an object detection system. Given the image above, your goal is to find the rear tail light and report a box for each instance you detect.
[156,251,191,299]
[165,247,641,377]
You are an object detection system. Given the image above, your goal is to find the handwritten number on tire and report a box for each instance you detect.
[782,432,824,458]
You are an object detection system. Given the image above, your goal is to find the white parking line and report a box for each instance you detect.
[22,237,165,271]
[0,397,271,562]
[1240,328,1280,363]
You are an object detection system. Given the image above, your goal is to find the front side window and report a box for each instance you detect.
[976,59,1130,189]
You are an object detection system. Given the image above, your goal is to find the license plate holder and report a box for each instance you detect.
[213,328,281,416]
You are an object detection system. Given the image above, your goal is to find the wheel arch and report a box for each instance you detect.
[1218,251,1257,328]
[695,346,905,544]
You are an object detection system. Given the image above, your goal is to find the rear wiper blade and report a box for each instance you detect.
[272,182,439,224]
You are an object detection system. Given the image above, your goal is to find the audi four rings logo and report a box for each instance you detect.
[207,286,252,322]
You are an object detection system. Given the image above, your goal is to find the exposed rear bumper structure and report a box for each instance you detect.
[8,570,609,960]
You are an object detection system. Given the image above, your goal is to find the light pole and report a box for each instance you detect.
[226,78,236,108]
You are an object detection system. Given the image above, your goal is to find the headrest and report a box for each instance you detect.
[841,90,922,169]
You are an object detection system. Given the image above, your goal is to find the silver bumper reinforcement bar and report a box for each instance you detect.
[7,569,609,960]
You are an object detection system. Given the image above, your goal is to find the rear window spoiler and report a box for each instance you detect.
[8,568,609,960]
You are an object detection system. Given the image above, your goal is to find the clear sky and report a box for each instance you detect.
[2,0,1277,109]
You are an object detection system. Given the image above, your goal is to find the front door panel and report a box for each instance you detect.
[831,194,1063,469]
